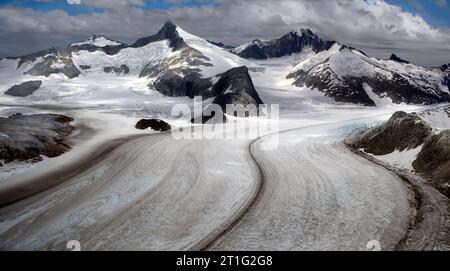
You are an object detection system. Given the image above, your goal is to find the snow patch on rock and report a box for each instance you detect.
[70,36,122,48]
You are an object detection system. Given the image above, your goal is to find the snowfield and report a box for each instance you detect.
[373,146,423,171]
[70,36,122,48]
[72,40,171,75]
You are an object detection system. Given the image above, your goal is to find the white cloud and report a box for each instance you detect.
[67,0,81,5]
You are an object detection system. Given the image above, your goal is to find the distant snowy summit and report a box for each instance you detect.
[1,21,450,107]
[232,30,450,106]
[287,44,450,105]
[69,35,124,48]
[234,29,335,59]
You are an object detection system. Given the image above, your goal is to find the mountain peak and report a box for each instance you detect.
[390,54,410,64]
[236,28,335,59]
[300,28,315,37]
[157,20,179,38]
[162,20,177,28]
[69,35,122,48]
[131,21,186,50]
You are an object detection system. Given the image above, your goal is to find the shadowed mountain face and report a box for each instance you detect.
[350,108,450,197]
[288,45,450,106]
[131,21,186,50]
[236,29,335,59]
[0,113,74,163]
[352,111,433,155]
[389,54,410,64]
[5,80,42,97]
[413,130,450,196]
[212,66,263,113]
[442,64,450,89]
[192,66,264,123]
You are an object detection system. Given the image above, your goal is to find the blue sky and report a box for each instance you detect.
[0,0,219,15]
[385,0,450,27]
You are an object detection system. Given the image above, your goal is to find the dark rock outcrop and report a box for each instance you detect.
[5,81,42,97]
[69,35,127,56]
[288,69,376,106]
[237,29,335,59]
[0,113,74,164]
[349,110,450,197]
[131,21,186,50]
[290,71,450,106]
[207,40,234,51]
[389,54,410,64]
[79,65,91,70]
[364,74,450,105]
[153,71,212,98]
[70,44,126,55]
[211,66,264,116]
[288,46,450,106]
[442,64,450,89]
[9,47,81,78]
[135,119,171,132]
[104,65,130,74]
[140,44,213,98]
[16,47,60,68]
[192,66,264,124]
[351,111,433,155]
[24,53,81,79]
[413,130,450,197]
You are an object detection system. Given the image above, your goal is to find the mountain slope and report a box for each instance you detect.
[350,107,450,197]
[235,28,450,106]
[287,44,450,106]
[0,21,261,115]
[1,23,450,109]
[235,29,335,59]
[70,35,125,49]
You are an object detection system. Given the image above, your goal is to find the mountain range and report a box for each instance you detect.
[1,21,450,109]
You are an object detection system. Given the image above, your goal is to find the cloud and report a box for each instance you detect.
[0,0,449,66]
[67,0,81,5]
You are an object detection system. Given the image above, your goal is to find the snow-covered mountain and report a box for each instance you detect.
[234,29,450,106]
[1,22,450,108]
[0,21,264,113]
[287,43,450,106]
[69,35,125,48]
[350,106,450,197]
[234,29,335,59]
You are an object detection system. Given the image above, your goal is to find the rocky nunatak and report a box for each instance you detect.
[0,113,75,164]
[191,66,264,124]
[5,80,42,97]
[349,110,450,197]
[135,119,171,132]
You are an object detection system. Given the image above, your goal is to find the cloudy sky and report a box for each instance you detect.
[0,0,449,66]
